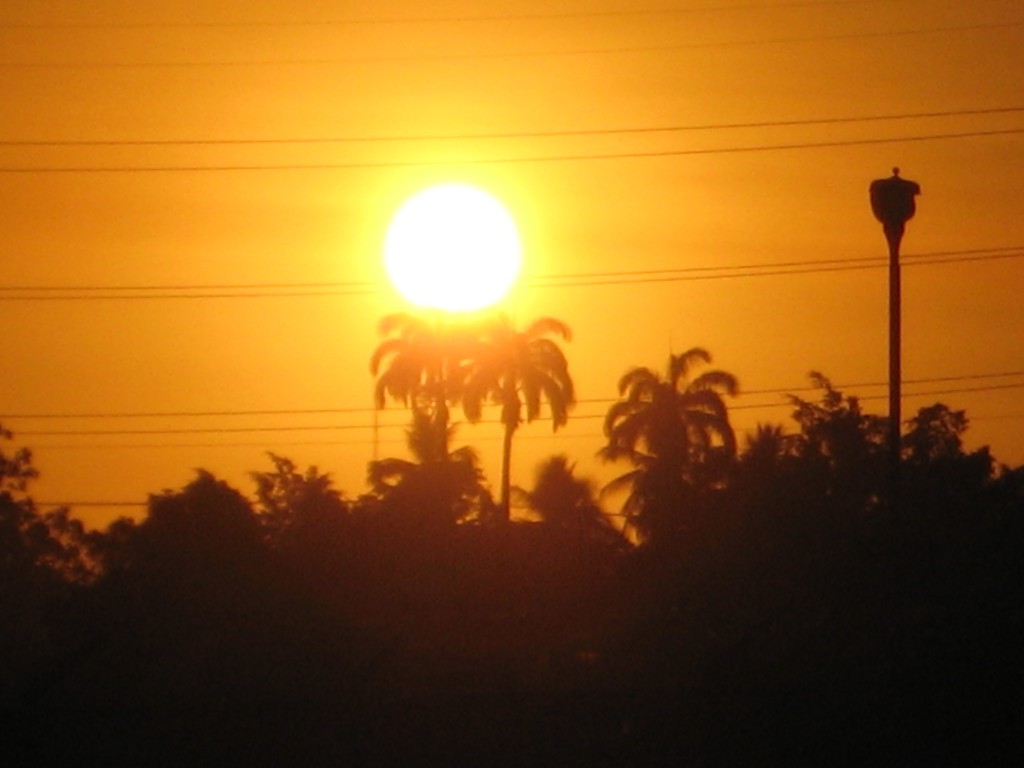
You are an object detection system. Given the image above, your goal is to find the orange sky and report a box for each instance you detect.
[2,1,1022,527]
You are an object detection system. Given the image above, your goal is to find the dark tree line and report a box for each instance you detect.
[3,323,1023,764]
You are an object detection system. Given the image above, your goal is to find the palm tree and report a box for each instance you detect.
[461,315,575,522]
[599,347,737,543]
[517,455,623,547]
[367,408,493,527]
[741,423,799,473]
[370,312,477,459]
[733,422,803,511]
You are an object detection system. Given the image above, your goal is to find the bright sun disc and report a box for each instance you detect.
[384,183,522,312]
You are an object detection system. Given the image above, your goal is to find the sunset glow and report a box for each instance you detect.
[3,3,1023,760]
[1,0,1022,529]
[384,183,522,312]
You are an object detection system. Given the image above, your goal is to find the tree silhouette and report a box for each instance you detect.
[0,425,88,704]
[901,403,994,520]
[3,394,1022,764]
[47,470,366,749]
[250,453,356,590]
[367,408,494,528]
[0,423,90,588]
[517,454,624,547]
[600,348,738,544]
[740,423,799,474]
[370,312,477,459]
[903,403,971,464]
[787,372,888,513]
[731,421,805,509]
[131,470,263,575]
[461,315,575,522]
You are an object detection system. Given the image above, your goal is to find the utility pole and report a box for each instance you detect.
[869,167,921,506]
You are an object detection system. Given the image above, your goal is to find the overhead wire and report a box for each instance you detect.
[6,370,1022,423]
[29,406,1024,456]
[4,106,1021,147]
[20,373,1024,515]
[0,2,914,30]
[5,3,1018,506]
[0,288,379,301]
[8,371,1024,435]
[0,246,1020,302]
[37,403,1024,509]
[533,249,1024,288]
[2,127,1022,174]
[3,20,1020,68]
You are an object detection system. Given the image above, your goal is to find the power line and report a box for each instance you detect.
[973,413,1024,423]
[6,106,1020,147]
[572,381,1024,417]
[537,245,1023,280]
[1,246,1020,302]
[0,280,377,293]
[0,245,1016,291]
[29,405,1024,456]
[36,417,1024,508]
[0,288,379,301]
[892,381,1024,399]
[3,126,1022,174]
[724,383,1024,412]
[22,404,1024,456]
[535,247,1024,283]
[36,500,146,508]
[534,250,1024,289]
[28,434,494,451]
[0,2,908,30]
[3,20,1018,68]
[1,406,384,420]
[8,374,1023,435]
[17,424,392,438]
[577,369,1024,405]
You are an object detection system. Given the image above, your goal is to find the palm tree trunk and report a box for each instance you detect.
[498,380,520,523]
[500,421,514,523]
[435,398,450,459]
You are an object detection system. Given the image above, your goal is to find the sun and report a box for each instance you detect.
[384,183,522,312]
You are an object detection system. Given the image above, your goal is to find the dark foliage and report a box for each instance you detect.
[600,348,738,547]
[3,369,1023,764]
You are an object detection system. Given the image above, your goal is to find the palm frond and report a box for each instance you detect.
[369,337,407,374]
[377,312,427,339]
[604,402,643,440]
[366,457,417,490]
[448,443,483,467]
[525,316,572,341]
[617,366,658,397]
[689,370,739,397]
[669,347,712,386]
[599,467,642,499]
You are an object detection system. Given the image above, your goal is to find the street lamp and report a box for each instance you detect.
[869,167,921,502]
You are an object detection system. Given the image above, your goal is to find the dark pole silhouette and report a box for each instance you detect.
[869,167,921,506]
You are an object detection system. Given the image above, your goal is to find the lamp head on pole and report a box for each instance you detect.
[870,167,921,253]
